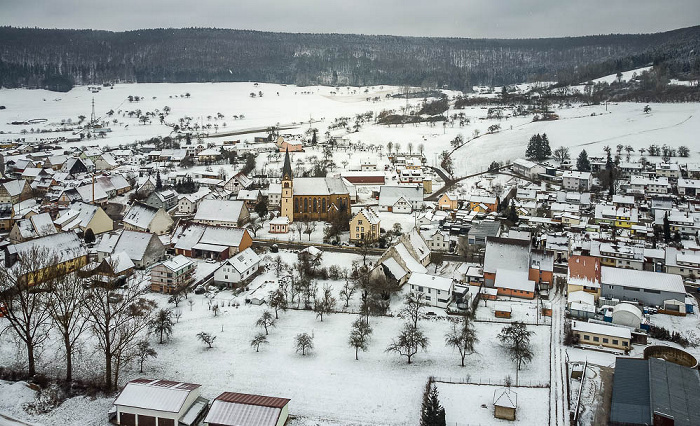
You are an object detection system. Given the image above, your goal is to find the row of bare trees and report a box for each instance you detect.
[0,247,156,391]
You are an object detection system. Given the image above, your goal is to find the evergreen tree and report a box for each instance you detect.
[420,381,446,426]
[507,200,519,224]
[155,171,163,190]
[525,134,539,160]
[576,149,591,172]
[311,130,317,145]
[540,133,552,159]
[663,212,671,243]
[84,228,96,244]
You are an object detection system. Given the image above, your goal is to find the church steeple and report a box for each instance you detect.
[282,147,292,180]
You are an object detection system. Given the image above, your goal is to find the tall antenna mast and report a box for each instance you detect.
[90,97,96,129]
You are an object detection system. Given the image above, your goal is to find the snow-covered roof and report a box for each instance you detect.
[173,224,248,251]
[75,183,108,203]
[3,180,27,197]
[493,388,517,409]
[270,216,289,225]
[9,232,87,264]
[123,203,160,229]
[572,320,631,339]
[106,251,135,274]
[356,207,380,225]
[601,266,685,295]
[494,269,535,293]
[293,176,349,196]
[194,199,246,223]
[612,303,643,320]
[15,212,57,239]
[483,237,530,274]
[204,392,289,426]
[161,255,194,273]
[54,202,100,230]
[114,379,201,413]
[678,178,700,189]
[382,257,408,281]
[223,248,261,273]
[408,273,454,292]
[378,185,423,206]
[395,243,427,274]
[567,290,595,306]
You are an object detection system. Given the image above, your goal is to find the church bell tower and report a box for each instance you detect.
[281,148,294,222]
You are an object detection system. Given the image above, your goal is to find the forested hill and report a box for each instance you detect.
[1,26,699,92]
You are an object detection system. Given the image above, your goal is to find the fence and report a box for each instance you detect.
[432,376,550,388]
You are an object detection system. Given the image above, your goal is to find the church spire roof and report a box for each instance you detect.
[282,147,292,180]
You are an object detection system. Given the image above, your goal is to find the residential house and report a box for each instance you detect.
[222,172,252,195]
[664,247,700,279]
[213,248,261,287]
[193,199,250,227]
[94,152,119,170]
[340,171,386,186]
[9,212,57,243]
[62,157,94,175]
[437,193,458,211]
[511,158,545,179]
[590,241,644,270]
[0,180,32,204]
[562,170,592,191]
[0,203,13,231]
[655,162,681,179]
[123,203,174,235]
[172,223,253,260]
[177,188,212,215]
[494,269,536,299]
[677,178,700,198]
[627,176,670,195]
[372,230,430,286]
[145,190,179,211]
[654,209,700,237]
[408,273,454,308]
[237,189,262,210]
[203,392,290,426]
[96,230,166,268]
[112,378,208,426]
[4,232,89,285]
[267,183,282,207]
[467,195,498,213]
[425,229,451,253]
[378,185,424,213]
[466,221,501,247]
[594,204,639,228]
[349,207,380,243]
[53,202,113,235]
[151,255,196,293]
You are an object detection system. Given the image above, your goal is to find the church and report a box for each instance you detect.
[280,149,351,223]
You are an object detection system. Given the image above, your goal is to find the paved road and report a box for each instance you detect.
[549,293,569,426]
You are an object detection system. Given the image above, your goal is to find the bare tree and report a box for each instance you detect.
[136,340,157,373]
[47,272,89,381]
[401,292,427,330]
[445,316,478,367]
[272,255,286,277]
[197,332,216,348]
[304,221,317,241]
[386,323,429,364]
[268,288,288,319]
[256,310,276,335]
[348,317,373,360]
[339,279,357,308]
[149,309,174,344]
[314,285,337,321]
[0,247,57,377]
[173,308,183,323]
[246,218,263,238]
[293,221,304,240]
[84,277,156,391]
[295,333,314,355]
[250,333,268,352]
[498,322,533,384]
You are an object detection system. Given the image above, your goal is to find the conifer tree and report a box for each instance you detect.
[576,149,591,172]
[420,381,446,426]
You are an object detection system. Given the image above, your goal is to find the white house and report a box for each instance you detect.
[562,171,592,192]
[425,229,450,252]
[655,162,681,179]
[407,273,454,308]
[213,248,261,287]
[628,176,670,195]
[177,188,212,215]
[511,158,545,179]
[112,378,208,426]
[378,185,424,213]
[123,203,174,235]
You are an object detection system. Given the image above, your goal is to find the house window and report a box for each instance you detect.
[602,338,609,344]
[612,340,619,345]
[358,220,363,225]
[583,335,590,341]
[623,341,628,347]
[418,286,424,292]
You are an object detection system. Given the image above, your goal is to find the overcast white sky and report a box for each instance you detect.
[0,0,698,38]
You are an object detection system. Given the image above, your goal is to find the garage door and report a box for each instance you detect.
[137,415,156,426]
[158,418,175,426]
[119,412,135,426]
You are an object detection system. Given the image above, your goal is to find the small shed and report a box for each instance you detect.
[494,303,512,319]
[493,387,517,420]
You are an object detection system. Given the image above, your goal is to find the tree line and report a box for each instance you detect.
[0,26,698,92]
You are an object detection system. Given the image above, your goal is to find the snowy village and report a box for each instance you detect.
[0,38,699,426]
